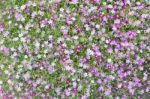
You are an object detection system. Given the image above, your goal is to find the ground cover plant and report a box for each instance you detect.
[0,0,150,99]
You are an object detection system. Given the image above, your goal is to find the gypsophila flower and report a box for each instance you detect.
[0,0,149,98]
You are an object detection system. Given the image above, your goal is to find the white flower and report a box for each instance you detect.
[51,62,55,66]
[78,85,82,91]
[59,14,64,18]
[40,66,44,70]
[71,17,76,21]
[45,85,50,89]
[16,75,20,79]
[4,70,9,74]
[41,24,45,28]
[8,80,12,84]
[108,4,113,9]
[36,79,41,84]
[79,63,83,67]
[8,21,12,24]
[101,37,105,42]
[114,19,120,24]
[57,37,64,43]
[60,8,64,12]
[83,64,88,69]
[21,5,26,10]
[28,65,32,70]
[55,87,61,95]
[64,50,70,54]
[13,37,19,41]
[107,58,112,63]
[0,80,3,84]
[23,73,30,81]
[88,36,93,42]
[139,66,143,71]
[96,24,100,29]
[86,49,94,55]
[91,30,95,35]
[17,87,21,92]
[20,37,26,42]
[66,8,71,13]
[106,40,109,43]
[88,73,92,77]
[35,42,40,47]
[126,60,130,63]
[70,0,78,4]
[136,2,141,5]
[84,73,88,77]
[73,36,78,40]
[65,66,71,70]
[21,17,25,22]
[72,77,76,81]
[73,82,77,87]
[24,55,28,59]
[44,50,48,54]
[18,68,23,72]
[91,80,94,83]
[32,3,37,6]
[19,33,23,37]
[0,65,4,69]
[141,14,148,18]
[103,2,107,5]
[19,25,23,29]
[38,11,44,16]
[101,28,106,33]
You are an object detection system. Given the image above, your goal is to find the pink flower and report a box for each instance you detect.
[76,45,81,52]
[80,95,87,99]
[65,89,70,96]
[97,79,102,84]
[66,79,71,84]
[65,16,73,25]
[61,27,68,37]
[72,87,78,93]
[60,57,68,63]
[91,0,100,3]
[8,6,14,14]
[129,89,135,95]
[80,17,86,23]
[0,24,4,32]
[80,57,88,63]
[23,73,30,81]
[92,44,99,51]
[108,38,113,43]
[15,12,23,21]
[106,63,113,70]
[137,4,145,9]
[88,67,100,76]
[95,51,101,57]
[104,90,111,95]
[107,48,113,53]
[126,31,137,39]
[40,19,47,27]
[140,42,146,49]
[2,47,9,55]
[117,83,122,88]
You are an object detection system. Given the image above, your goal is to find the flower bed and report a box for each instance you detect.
[0,0,149,98]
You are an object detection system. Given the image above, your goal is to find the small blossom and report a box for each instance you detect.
[0,24,4,32]
[65,89,70,96]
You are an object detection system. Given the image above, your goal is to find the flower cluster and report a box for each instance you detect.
[0,0,149,98]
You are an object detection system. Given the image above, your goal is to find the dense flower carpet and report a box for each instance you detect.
[0,0,149,99]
